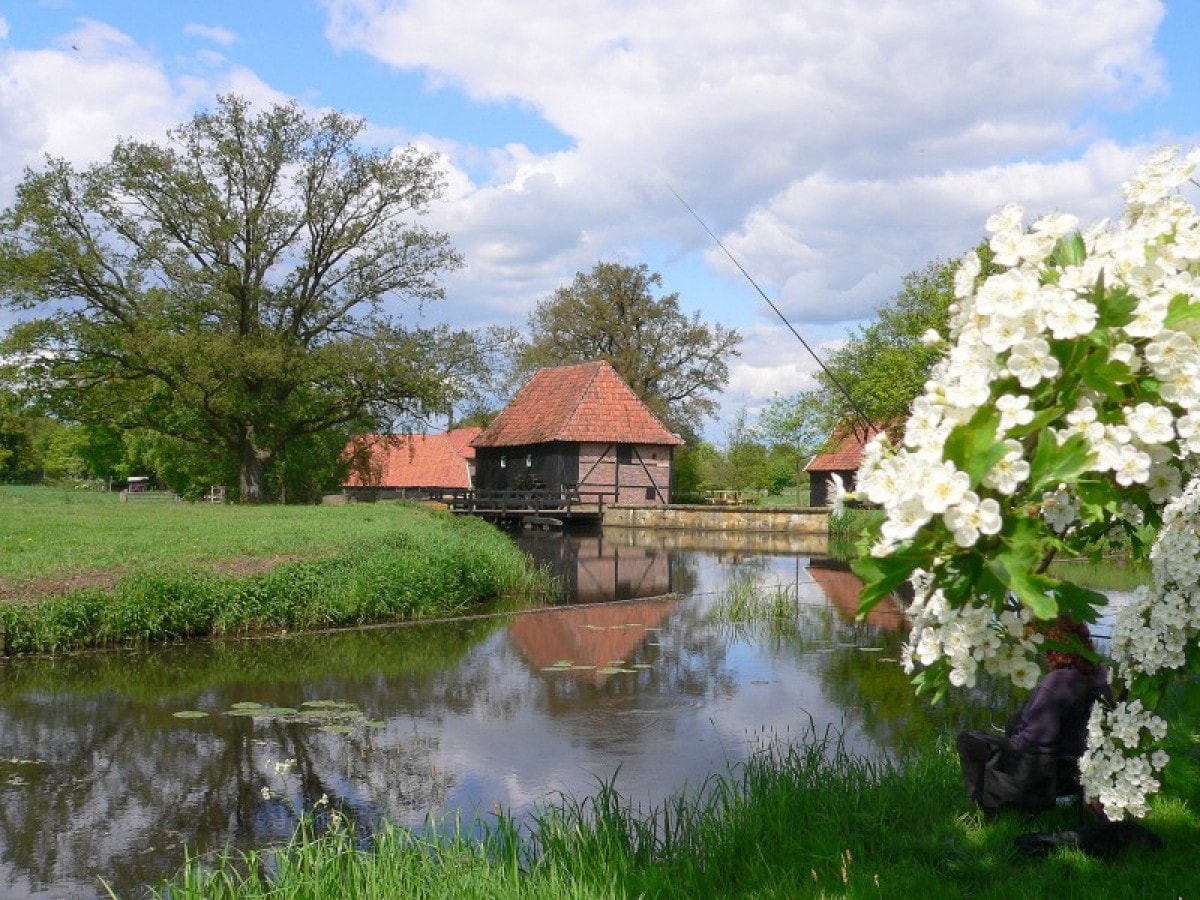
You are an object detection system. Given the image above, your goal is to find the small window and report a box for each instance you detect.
[500,456,506,469]
[526,454,532,467]
[645,486,656,500]
[616,444,633,464]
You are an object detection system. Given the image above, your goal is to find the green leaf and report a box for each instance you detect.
[935,552,983,606]
[1164,293,1200,330]
[1094,282,1137,329]
[1004,405,1064,440]
[943,404,1006,486]
[1053,232,1087,268]
[1028,430,1095,493]
[853,542,928,616]
[1047,580,1105,623]
[1006,567,1060,619]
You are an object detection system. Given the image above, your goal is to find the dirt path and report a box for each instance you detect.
[0,554,300,603]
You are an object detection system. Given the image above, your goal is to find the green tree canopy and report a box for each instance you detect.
[517,261,741,441]
[0,95,466,502]
[761,245,999,450]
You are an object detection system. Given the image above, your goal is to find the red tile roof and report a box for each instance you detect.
[343,428,479,489]
[445,426,481,460]
[472,360,684,448]
[804,422,889,472]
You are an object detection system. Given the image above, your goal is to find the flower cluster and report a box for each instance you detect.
[1111,478,1200,677]
[853,146,1200,818]
[900,578,1042,690]
[1078,699,1169,820]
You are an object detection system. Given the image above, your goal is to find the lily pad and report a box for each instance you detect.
[231,702,265,710]
[364,720,387,728]
[227,708,261,717]
[633,663,652,669]
[551,660,573,668]
[172,710,208,719]
[598,667,623,675]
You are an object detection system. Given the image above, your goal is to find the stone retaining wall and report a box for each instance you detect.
[604,504,829,535]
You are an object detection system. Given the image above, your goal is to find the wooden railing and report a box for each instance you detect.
[437,487,616,517]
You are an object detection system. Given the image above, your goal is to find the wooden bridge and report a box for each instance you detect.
[437,487,614,526]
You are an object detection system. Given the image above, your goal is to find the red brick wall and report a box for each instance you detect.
[578,442,672,505]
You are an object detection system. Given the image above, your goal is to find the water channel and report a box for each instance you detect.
[0,526,1112,899]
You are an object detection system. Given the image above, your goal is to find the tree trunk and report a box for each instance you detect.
[238,429,272,503]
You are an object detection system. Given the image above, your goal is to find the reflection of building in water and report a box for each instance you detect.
[519,531,672,603]
[509,599,677,683]
[807,562,906,631]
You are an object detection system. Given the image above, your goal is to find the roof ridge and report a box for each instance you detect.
[562,360,607,433]
[595,360,681,442]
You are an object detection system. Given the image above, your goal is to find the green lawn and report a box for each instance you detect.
[0,486,542,653]
[1,486,461,592]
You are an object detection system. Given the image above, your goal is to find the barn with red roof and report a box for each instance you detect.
[471,360,683,505]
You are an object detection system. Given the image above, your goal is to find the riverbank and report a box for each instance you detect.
[156,682,1200,899]
[0,487,543,654]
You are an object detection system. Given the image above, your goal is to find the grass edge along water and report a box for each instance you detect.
[145,699,1200,900]
[0,502,543,654]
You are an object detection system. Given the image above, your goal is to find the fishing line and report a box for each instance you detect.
[668,185,877,441]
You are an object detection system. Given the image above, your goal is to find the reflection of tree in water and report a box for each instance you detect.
[810,622,1024,752]
[0,686,453,898]
[0,620,509,898]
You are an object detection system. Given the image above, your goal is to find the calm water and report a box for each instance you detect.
[1,527,1029,899]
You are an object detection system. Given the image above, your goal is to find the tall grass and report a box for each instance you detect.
[0,497,544,654]
[149,696,1200,899]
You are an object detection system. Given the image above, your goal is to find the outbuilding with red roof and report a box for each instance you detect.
[803,421,888,507]
[342,426,481,499]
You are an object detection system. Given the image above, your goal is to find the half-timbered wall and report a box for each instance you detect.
[577,442,672,505]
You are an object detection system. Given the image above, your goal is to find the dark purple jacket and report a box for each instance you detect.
[1007,666,1112,758]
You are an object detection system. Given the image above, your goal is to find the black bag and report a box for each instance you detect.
[958,730,1062,814]
[979,742,1060,812]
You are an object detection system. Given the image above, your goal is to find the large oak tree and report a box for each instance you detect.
[0,95,466,501]
[518,262,740,440]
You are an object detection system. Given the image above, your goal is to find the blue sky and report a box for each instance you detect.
[1,0,1197,442]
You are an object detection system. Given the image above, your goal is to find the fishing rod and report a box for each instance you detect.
[668,185,877,443]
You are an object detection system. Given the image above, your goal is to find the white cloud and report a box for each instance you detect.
[324,0,1171,347]
[0,20,188,200]
[1,1,1190,441]
[183,23,239,47]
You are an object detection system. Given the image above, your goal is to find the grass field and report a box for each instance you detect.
[0,486,543,653]
[0,485,471,593]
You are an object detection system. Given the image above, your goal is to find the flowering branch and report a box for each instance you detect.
[850,146,1200,818]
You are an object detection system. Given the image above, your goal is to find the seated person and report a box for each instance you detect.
[957,616,1112,815]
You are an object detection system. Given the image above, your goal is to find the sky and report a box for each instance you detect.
[0,0,1198,444]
